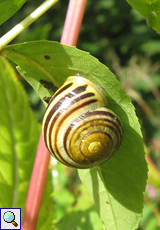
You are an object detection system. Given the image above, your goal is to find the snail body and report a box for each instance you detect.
[42,76,123,169]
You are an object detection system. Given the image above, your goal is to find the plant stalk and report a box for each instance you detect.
[0,0,59,51]
[61,0,88,45]
[22,133,50,230]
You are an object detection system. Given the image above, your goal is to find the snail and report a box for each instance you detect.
[41,76,123,169]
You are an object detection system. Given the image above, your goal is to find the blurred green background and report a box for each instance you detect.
[1,0,160,229]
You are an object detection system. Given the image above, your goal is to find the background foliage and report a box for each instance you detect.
[0,0,160,229]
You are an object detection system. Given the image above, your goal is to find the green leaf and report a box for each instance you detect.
[56,207,103,230]
[0,56,40,209]
[0,0,26,25]
[55,184,103,230]
[126,0,160,34]
[0,56,54,229]
[3,40,147,230]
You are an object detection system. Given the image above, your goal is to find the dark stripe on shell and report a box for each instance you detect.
[49,82,73,104]
[43,82,73,143]
[72,84,88,94]
[82,110,123,135]
[64,111,122,142]
[50,99,98,165]
[63,118,121,162]
[44,91,95,144]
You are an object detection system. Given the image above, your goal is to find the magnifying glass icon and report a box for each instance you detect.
[3,211,18,227]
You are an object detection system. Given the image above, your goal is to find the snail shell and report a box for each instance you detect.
[42,76,123,169]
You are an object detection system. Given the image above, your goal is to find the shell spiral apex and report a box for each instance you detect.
[42,76,123,169]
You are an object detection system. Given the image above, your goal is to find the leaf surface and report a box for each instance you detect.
[0,0,26,25]
[0,56,54,229]
[126,0,160,34]
[3,41,148,230]
[55,184,103,230]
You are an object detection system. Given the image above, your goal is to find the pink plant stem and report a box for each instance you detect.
[22,0,88,229]
[22,133,50,230]
[61,0,88,45]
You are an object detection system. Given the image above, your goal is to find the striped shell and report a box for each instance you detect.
[42,76,123,169]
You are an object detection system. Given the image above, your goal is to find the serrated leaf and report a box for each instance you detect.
[0,56,54,229]
[0,0,26,25]
[3,41,148,230]
[126,0,160,34]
